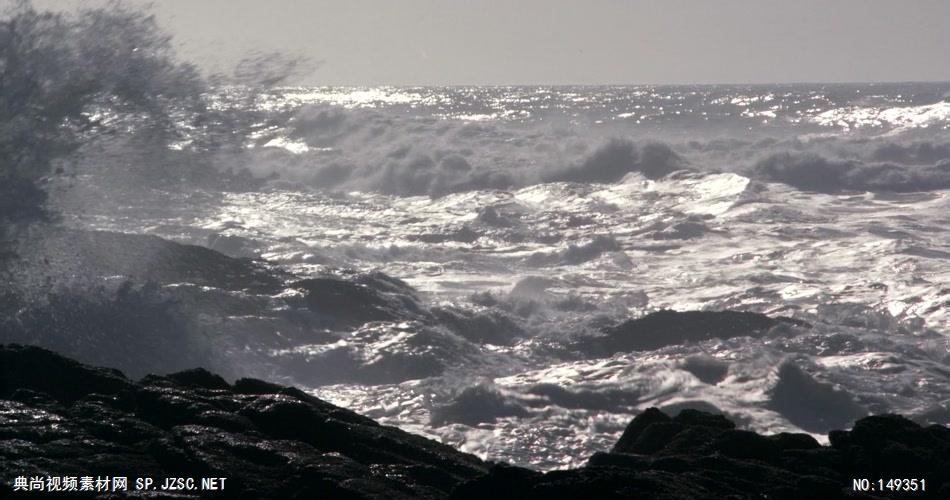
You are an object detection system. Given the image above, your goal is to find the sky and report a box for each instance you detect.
[24,0,950,85]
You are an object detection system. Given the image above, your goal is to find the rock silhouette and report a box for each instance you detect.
[577,309,810,355]
[454,407,950,499]
[2,345,948,499]
[0,345,485,499]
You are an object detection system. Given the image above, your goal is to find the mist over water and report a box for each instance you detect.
[30,82,946,468]
[236,85,950,193]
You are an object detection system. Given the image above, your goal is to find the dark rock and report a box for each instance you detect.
[5,347,948,499]
[829,414,950,481]
[612,407,671,453]
[457,406,950,499]
[3,228,457,385]
[626,421,688,454]
[0,282,215,379]
[451,463,541,500]
[291,272,427,329]
[0,345,486,499]
[658,400,725,418]
[432,306,525,346]
[708,429,782,460]
[577,309,809,355]
[611,408,737,456]
[769,432,822,451]
[164,368,232,391]
[527,384,639,411]
[768,362,867,433]
[206,233,261,259]
[1,229,299,379]
[679,355,730,384]
[0,345,131,404]
[23,229,285,294]
[273,323,460,386]
[672,408,735,430]
[232,377,287,395]
[431,386,529,426]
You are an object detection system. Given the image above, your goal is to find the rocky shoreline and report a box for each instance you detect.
[1,344,947,499]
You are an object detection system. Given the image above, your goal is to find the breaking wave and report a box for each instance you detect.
[3,3,948,471]
[196,87,950,197]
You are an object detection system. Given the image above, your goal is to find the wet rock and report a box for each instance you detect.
[709,429,782,460]
[449,463,541,499]
[431,386,529,426]
[576,309,809,355]
[272,323,461,386]
[22,229,285,294]
[1,229,304,379]
[4,347,948,499]
[291,272,428,329]
[670,408,736,430]
[0,345,131,403]
[206,233,261,259]
[455,407,950,499]
[658,402,728,425]
[6,229,473,385]
[431,306,525,346]
[679,355,730,384]
[612,407,671,453]
[828,414,950,481]
[4,230,438,374]
[769,432,821,451]
[611,408,736,456]
[164,368,231,391]
[0,282,215,379]
[768,362,868,433]
[0,345,486,499]
[527,384,639,411]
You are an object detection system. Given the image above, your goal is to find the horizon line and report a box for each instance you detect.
[278,80,950,88]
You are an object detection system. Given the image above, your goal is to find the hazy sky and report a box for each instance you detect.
[26,0,950,85]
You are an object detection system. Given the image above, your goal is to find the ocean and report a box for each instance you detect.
[51,83,950,469]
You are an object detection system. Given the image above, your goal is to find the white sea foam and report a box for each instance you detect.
[57,84,950,470]
[812,101,950,132]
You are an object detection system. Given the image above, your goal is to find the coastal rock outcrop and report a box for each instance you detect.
[0,345,487,499]
[3,346,948,499]
[576,309,810,355]
[453,407,950,499]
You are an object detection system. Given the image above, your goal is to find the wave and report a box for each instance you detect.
[241,105,693,196]
[544,140,684,183]
[225,99,950,197]
[810,101,950,132]
[751,151,950,193]
[6,2,950,474]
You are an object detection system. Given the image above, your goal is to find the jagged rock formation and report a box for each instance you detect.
[0,345,486,499]
[454,407,950,499]
[0,229,460,383]
[2,348,948,499]
[1,229,520,384]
